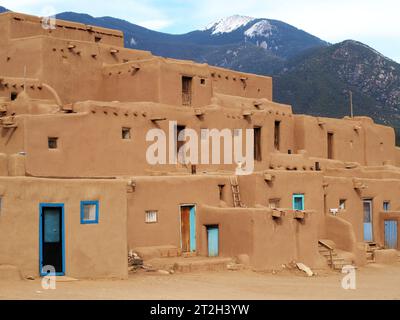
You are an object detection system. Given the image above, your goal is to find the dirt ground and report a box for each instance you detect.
[1,263,400,300]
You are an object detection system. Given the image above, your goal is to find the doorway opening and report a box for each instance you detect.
[182,76,193,106]
[384,220,398,249]
[327,132,334,159]
[363,199,373,242]
[274,121,280,151]
[207,225,219,257]
[180,205,196,253]
[254,126,262,161]
[39,204,65,276]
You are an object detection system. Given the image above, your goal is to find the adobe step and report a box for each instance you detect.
[131,245,181,260]
[144,256,236,273]
[329,259,353,270]
[319,250,338,257]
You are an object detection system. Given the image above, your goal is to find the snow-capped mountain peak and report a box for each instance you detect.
[204,15,255,35]
[244,20,274,38]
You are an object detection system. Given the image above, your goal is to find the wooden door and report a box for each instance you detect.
[385,220,398,249]
[181,206,191,252]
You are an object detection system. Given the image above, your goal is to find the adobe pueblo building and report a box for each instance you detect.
[0,12,399,279]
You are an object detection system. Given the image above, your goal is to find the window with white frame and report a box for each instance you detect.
[145,210,158,223]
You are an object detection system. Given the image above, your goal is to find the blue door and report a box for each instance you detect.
[189,206,196,252]
[363,200,373,242]
[385,220,398,249]
[207,226,219,257]
[39,204,65,276]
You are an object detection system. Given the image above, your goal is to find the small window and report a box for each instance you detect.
[145,210,158,223]
[383,201,391,212]
[200,78,206,85]
[48,137,58,149]
[11,92,18,101]
[80,201,99,224]
[95,36,102,43]
[269,198,280,209]
[339,199,346,210]
[122,127,131,140]
[293,194,305,211]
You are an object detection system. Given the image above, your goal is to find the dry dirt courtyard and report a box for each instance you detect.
[1,263,400,300]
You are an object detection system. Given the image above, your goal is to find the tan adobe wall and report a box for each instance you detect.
[1,99,292,177]
[127,173,325,269]
[127,175,223,249]
[0,100,395,178]
[0,177,128,279]
[0,12,273,106]
[323,173,400,244]
[294,115,397,166]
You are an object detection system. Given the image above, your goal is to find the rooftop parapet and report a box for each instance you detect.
[0,12,124,46]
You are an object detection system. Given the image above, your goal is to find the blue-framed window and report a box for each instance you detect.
[293,194,305,211]
[80,200,99,224]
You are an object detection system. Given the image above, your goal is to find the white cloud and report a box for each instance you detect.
[0,0,171,25]
[139,19,173,30]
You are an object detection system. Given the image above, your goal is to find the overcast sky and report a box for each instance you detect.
[1,0,399,63]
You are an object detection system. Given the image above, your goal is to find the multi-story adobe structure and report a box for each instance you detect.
[0,12,399,279]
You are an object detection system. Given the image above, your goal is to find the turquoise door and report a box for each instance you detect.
[189,206,196,252]
[385,220,398,249]
[363,200,373,242]
[207,226,219,257]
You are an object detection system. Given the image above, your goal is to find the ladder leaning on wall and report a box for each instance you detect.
[230,176,245,208]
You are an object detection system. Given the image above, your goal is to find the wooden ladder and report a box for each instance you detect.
[230,176,245,208]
